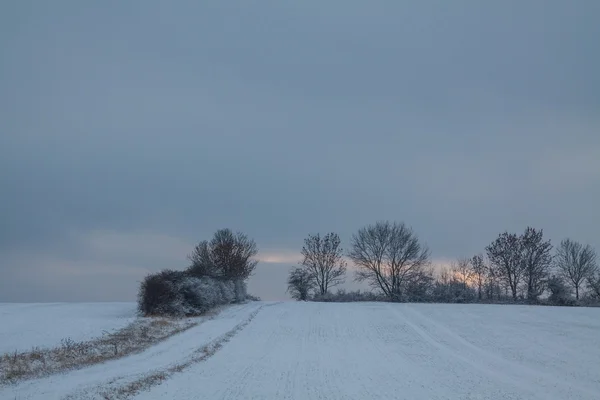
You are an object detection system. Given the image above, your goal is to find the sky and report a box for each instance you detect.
[1,1,599,302]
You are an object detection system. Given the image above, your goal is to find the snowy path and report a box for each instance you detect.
[1,302,264,399]
[3,302,599,399]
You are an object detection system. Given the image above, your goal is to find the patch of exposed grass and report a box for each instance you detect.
[0,315,201,385]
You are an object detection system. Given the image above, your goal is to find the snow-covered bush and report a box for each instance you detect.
[138,229,258,316]
[177,276,221,314]
[217,280,236,304]
[234,279,248,302]
[138,271,248,317]
[137,270,187,316]
[246,293,261,301]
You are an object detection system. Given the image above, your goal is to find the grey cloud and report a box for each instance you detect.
[1,0,599,301]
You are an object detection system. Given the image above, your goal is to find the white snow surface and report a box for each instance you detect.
[2,302,599,400]
[0,302,136,353]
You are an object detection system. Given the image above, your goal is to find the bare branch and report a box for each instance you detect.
[188,229,258,280]
[485,232,524,300]
[555,238,598,300]
[521,227,553,301]
[348,221,430,301]
[299,232,346,295]
[287,267,314,301]
[469,254,487,300]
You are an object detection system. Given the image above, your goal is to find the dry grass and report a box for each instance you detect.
[0,316,200,385]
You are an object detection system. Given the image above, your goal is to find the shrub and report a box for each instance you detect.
[311,289,386,302]
[547,275,575,306]
[246,294,261,301]
[234,279,248,302]
[177,276,219,314]
[137,270,187,316]
[287,267,314,301]
[432,281,477,303]
[217,280,236,304]
[138,271,249,317]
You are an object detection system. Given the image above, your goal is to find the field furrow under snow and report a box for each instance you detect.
[139,302,600,400]
[2,302,599,400]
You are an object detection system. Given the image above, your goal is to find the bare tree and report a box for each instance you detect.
[452,257,473,289]
[300,232,346,295]
[348,221,430,301]
[287,267,314,301]
[188,229,258,280]
[434,267,452,302]
[470,254,487,300]
[588,272,600,299]
[555,239,598,300]
[521,227,552,302]
[187,241,216,277]
[486,232,524,301]
[485,262,503,301]
[439,267,452,286]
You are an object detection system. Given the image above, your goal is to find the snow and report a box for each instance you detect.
[140,302,600,400]
[2,302,599,400]
[0,302,136,353]
[0,302,264,399]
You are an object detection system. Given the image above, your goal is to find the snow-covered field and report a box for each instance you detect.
[2,302,599,399]
[0,302,136,353]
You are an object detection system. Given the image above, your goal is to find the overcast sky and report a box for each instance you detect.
[1,1,599,302]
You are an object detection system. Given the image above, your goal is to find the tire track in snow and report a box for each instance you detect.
[389,304,598,400]
[98,302,599,400]
[402,304,599,398]
[387,304,543,398]
[214,303,350,400]
[150,302,447,400]
[82,303,274,399]
[0,302,267,400]
[217,305,289,400]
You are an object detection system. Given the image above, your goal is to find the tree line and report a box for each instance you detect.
[137,223,599,314]
[287,221,600,306]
